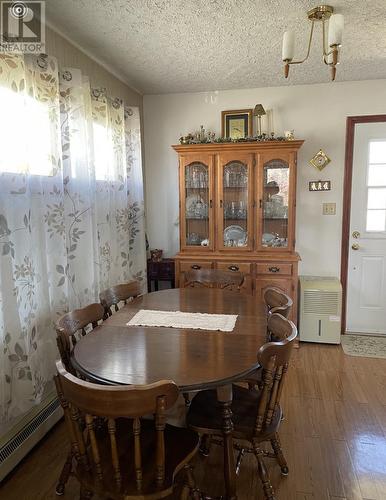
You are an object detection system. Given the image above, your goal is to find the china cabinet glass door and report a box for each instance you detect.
[259,158,291,249]
[181,157,214,250]
[217,154,253,251]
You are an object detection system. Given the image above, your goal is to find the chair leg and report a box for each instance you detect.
[180,464,200,499]
[199,434,211,457]
[55,449,73,495]
[253,443,275,500]
[235,447,245,475]
[270,432,289,475]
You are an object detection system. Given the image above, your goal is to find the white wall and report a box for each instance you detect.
[46,27,142,106]
[143,80,386,276]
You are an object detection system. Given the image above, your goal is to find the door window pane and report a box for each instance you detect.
[262,160,289,248]
[369,141,386,164]
[366,210,386,231]
[222,161,248,247]
[367,188,386,209]
[368,164,386,186]
[185,162,209,246]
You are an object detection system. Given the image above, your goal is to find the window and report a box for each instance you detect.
[366,140,386,232]
[0,86,53,176]
[93,121,114,181]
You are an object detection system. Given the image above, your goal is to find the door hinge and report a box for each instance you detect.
[292,283,295,291]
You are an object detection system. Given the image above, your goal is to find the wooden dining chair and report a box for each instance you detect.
[245,313,296,390]
[55,303,105,496]
[186,322,297,500]
[183,269,245,292]
[263,286,293,319]
[99,281,141,319]
[54,360,200,500]
[55,303,105,374]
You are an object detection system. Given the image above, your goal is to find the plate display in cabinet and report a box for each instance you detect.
[224,225,247,247]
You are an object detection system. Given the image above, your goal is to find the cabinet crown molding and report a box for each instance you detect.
[172,140,304,153]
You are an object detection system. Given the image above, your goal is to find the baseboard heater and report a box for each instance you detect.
[0,394,63,482]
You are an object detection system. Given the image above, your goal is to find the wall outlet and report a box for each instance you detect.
[322,202,336,215]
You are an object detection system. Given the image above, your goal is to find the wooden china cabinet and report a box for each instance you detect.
[172,140,304,322]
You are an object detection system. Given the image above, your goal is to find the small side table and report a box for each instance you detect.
[147,258,175,293]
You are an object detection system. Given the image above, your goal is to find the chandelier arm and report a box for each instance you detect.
[287,20,315,65]
[322,17,329,57]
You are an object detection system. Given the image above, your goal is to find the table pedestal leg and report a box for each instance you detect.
[217,384,237,500]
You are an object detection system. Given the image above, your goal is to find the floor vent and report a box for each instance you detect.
[0,396,62,482]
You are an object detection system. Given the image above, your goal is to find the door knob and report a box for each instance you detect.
[352,231,360,239]
[351,243,360,250]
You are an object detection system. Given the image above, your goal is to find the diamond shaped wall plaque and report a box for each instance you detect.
[309,149,331,171]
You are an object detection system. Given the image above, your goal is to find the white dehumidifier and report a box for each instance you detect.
[299,276,341,344]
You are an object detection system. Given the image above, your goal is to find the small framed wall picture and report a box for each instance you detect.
[221,109,253,139]
[309,180,331,192]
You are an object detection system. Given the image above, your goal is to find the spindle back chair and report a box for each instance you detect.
[99,281,141,319]
[56,303,105,373]
[186,320,297,500]
[263,287,293,319]
[183,269,245,292]
[54,360,200,499]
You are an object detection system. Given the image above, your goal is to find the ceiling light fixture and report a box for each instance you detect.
[282,5,344,81]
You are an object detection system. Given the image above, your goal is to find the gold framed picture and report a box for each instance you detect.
[221,109,253,139]
[309,149,331,171]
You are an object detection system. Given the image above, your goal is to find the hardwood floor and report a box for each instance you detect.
[1,342,386,499]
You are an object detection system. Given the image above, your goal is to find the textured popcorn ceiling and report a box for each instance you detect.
[46,0,386,94]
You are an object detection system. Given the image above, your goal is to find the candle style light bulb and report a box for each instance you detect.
[282,30,295,61]
[328,14,344,47]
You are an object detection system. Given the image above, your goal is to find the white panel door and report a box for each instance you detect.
[347,122,386,334]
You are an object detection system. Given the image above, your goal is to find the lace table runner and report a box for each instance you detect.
[126,309,238,332]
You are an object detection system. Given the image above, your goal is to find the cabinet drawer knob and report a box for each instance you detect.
[269,266,280,273]
[228,265,239,272]
[191,264,201,270]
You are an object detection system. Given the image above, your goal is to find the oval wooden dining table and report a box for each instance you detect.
[72,287,267,500]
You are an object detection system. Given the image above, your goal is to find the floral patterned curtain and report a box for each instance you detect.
[0,53,146,434]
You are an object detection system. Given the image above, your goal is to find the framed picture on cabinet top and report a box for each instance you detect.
[221,109,253,139]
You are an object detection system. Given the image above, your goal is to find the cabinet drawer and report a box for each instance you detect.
[256,263,293,276]
[179,261,213,272]
[216,262,252,274]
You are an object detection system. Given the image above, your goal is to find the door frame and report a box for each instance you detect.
[341,114,386,334]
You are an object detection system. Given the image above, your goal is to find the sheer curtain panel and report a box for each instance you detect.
[0,53,146,434]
